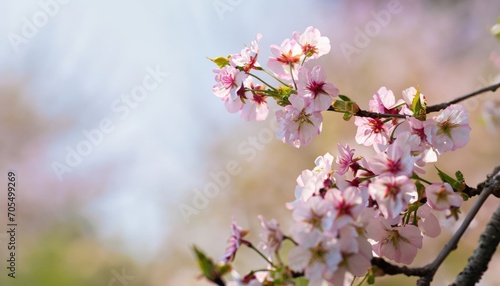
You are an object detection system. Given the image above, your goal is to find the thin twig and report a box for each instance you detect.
[331,82,500,119]
[426,81,500,113]
[355,109,407,119]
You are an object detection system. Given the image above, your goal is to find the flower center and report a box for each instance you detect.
[368,118,385,133]
[307,81,326,97]
[277,51,301,66]
[302,43,318,57]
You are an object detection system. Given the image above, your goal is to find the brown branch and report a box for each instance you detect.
[326,106,408,118]
[371,166,500,286]
[426,81,500,113]
[371,257,427,277]
[450,206,500,286]
[329,82,500,119]
[354,109,407,119]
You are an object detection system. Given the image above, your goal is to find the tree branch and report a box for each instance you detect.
[354,109,407,119]
[426,81,500,113]
[417,167,499,285]
[371,166,500,285]
[450,206,500,286]
[330,82,500,118]
[371,257,427,277]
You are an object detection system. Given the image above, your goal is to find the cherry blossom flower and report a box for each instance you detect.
[425,104,471,154]
[267,38,302,82]
[324,187,365,229]
[330,226,372,285]
[368,175,418,219]
[231,33,262,72]
[224,84,245,113]
[425,182,463,211]
[354,117,390,146]
[238,78,269,121]
[275,94,323,148]
[228,270,270,286]
[369,87,404,114]
[312,152,334,178]
[292,169,325,205]
[212,65,247,100]
[290,153,335,208]
[405,118,438,164]
[222,217,249,263]
[292,195,334,232]
[297,66,339,112]
[335,143,359,175]
[401,86,426,113]
[366,217,423,264]
[257,215,284,256]
[292,26,331,60]
[368,141,418,177]
[288,229,341,286]
[416,204,441,238]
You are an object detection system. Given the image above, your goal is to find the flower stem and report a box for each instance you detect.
[248,72,277,91]
[263,69,291,86]
[411,173,433,185]
[244,241,276,268]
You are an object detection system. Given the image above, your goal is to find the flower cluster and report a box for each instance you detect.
[211,27,339,147]
[201,27,475,286]
[279,86,470,284]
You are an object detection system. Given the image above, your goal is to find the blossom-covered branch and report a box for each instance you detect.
[201,26,500,286]
[370,166,500,286]
[335,81,500,119]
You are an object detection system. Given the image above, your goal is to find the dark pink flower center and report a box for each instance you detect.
[368,118,385,133]
[307,81,326,97]
[252,92,267,105]
[244,55,258,73]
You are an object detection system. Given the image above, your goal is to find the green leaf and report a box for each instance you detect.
[343,112,353,121]
[345,101,360,114]
[332,100,346,111]
[460,192,469,201]
[193,245,217,281]
[292,277,309,286]
[208,56,230,68]
[435,166,458,186]
[415,181,425,200]
[339,94,352,101]
[411,86,426,121]
[455,171,465,183]
[435,166,466,192]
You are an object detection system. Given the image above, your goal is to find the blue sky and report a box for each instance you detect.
[0,0,342,261]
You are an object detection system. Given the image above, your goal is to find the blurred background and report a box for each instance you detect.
[0,0,499,285]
